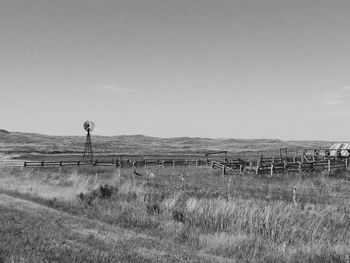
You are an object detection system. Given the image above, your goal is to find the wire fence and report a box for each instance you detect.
[130,171,350,206]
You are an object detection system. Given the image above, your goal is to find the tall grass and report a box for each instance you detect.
[2,166,350,262]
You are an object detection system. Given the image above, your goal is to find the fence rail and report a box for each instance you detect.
[0,160,27,167]
[19,159,210,168]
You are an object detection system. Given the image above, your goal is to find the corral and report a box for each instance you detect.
[8,145,350,177]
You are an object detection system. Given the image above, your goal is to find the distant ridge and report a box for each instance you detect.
[0,129,10,134]
[0,130,336,156]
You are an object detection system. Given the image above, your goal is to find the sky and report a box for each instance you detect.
[1,0,350,141]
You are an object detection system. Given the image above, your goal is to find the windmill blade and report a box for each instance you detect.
[83,120,95,132]
[89,121,95,132]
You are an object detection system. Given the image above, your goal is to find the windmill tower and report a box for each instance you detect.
[82,120,95,163]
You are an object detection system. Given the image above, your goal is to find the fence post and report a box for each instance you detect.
[196,159,199,166]
[256,160,260,175]
[270,163,274,177]
[328,159,331,173]
[293,186,297,206]
[172,160,175,167]
[345,158,348,169]
[336,150,340,161]
[298,161,302,173]
[301,150,304,163]
[181,173,184,189]
[133,162,136,174]
[222,165,225,177]
[227,177,232,200]
[24,161,27,167]
[283,160,287,172]
[249,162,253,171]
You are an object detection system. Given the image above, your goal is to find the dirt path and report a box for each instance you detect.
[0,193,233,263]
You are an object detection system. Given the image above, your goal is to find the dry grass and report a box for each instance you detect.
[0,205,152,263]
[1,166,350,262]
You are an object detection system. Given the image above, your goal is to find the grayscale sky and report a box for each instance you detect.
[1,0,350,140]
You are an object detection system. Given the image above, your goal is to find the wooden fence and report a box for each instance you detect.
[2,150,349,177]
[210,160,249,175]
[209,157,349,176]
[20,158,209,168]
[256,157,348,176]
[0,159,27,167]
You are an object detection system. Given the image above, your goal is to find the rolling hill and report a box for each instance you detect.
[0,130,336,158]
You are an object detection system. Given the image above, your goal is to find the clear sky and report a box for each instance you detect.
[1,0,350,140]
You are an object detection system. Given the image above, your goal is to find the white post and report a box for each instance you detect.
[293,186,297,206]
[227,177,232,200]
[270,163,274,177]
[181,173,184,189]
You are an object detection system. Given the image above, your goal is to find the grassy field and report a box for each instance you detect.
[1,165,350,262]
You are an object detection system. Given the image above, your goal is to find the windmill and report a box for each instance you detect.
[82,120,95,163]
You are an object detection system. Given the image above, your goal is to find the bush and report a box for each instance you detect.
[172,210,185,223]
[78,184,115,205]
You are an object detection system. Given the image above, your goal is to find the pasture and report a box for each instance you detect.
[1,164,350,262]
